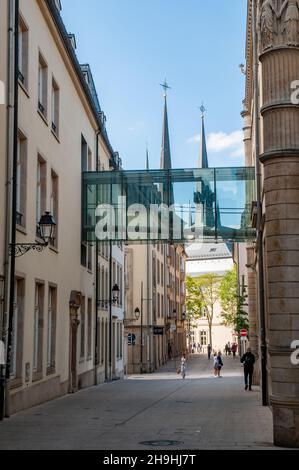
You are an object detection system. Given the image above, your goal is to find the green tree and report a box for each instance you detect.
[220,266,249,334]
[186,274,219,349]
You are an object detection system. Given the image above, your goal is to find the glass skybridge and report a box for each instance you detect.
[82,167,256,244]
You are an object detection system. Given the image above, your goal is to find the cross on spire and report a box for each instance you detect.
[160,79,171,97]
[199,103,206,118]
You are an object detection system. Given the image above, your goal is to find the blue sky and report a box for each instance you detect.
[61,0,247,170]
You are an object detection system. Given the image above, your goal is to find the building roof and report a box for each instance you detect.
[186,242,232,260]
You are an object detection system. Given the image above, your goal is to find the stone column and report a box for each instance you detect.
[258,0,299,448]
[247,247,260,386]
[242,108,260,385]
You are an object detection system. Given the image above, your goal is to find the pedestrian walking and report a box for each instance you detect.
[241,348,255,391]
[180,354,187,379]
[225,343,229,356]
[216,351,224,377]
[168,343,172,359]
[231,342,237,357]
[207,344,212,360]
[213,352,219,377]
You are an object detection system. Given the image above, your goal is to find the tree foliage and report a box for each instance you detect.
[186,273,220,348]
[220,266,249,334]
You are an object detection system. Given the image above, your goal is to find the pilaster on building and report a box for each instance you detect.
[242,0,299,448]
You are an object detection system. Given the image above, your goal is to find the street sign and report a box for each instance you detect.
[240,336,248,342]
[240,329,248,337]
[153,327,164,336]
[170,324,176,333]
[128,333,136,346]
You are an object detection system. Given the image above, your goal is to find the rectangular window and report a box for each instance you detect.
[117,265,120,305]
[16,132,27,227]
[80,297,85,359]
[47,287,57,372]
[157,293,160,318]
[157,260,160,285]
[81,135,88,172]
[120,267,123,307]
[36,157,46,238]
[50,170,58,248]
[105,270,109,305]
[10,278,25,379]
[112,261,116,288]
[51,77,60,136]
[81,137,93,269]
[18,15,28,88]
[152,254,156,288]
[153,291,157,322]
[38,53,48,118]
[161,263,164,287]
[101,320,105,365]
[120,323,123,359]
[33,283,44,375]
[117,323,120,359]
[200,331,207,346]
[87,298,92,358]
[87,244,92,271]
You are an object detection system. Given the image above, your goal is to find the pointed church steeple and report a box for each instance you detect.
[146,143,150,170]
[160,80,172,170]
[199,104,209,169]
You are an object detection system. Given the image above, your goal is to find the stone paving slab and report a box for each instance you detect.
[0,355,281,450]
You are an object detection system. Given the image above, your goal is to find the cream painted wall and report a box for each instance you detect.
[10,0,99,393]
[191,300,234,354]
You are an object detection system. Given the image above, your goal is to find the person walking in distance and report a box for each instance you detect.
[180,354,187,379]
[207,344,212,360]
[231,342,237,358]
[241,348,255,391]
[213,352,219,377]
[216,351,224,378]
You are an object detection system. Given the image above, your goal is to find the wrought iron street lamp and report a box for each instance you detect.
[98,284,120,309]
[135,281,151,374]
[134,307,140,320]
[9,211,56,257]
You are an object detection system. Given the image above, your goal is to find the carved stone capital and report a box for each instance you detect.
[258,0,299,53]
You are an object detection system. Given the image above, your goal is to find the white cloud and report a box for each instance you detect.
[188,130,244,159]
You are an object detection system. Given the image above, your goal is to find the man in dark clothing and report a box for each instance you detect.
[207,344,212,360]
[241,348,255,391]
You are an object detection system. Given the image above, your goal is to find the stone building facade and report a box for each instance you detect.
[124,90,187,374]
[124,243,186,374]
[0,0,124,415]
[243,0,299,448]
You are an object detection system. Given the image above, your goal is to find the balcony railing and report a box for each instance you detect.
[38,101,45,115]
[18,70,25,85]
[51,121,58,134]
[16,211,23,226]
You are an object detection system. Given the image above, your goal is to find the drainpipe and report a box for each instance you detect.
[146,243,150,371]
[252,0,268,407]
[0,0,19,420]
[94,129,101,386]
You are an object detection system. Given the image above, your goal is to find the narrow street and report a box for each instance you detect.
[0,355,275,450]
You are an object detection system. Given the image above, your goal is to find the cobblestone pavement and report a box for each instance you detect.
[0,355,279,450]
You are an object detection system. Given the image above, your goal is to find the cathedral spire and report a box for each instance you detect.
[160,80,172,170]
[146,143,150,170]
[199,104,209,169]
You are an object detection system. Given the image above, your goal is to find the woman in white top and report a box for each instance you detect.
[180,355,187,379]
